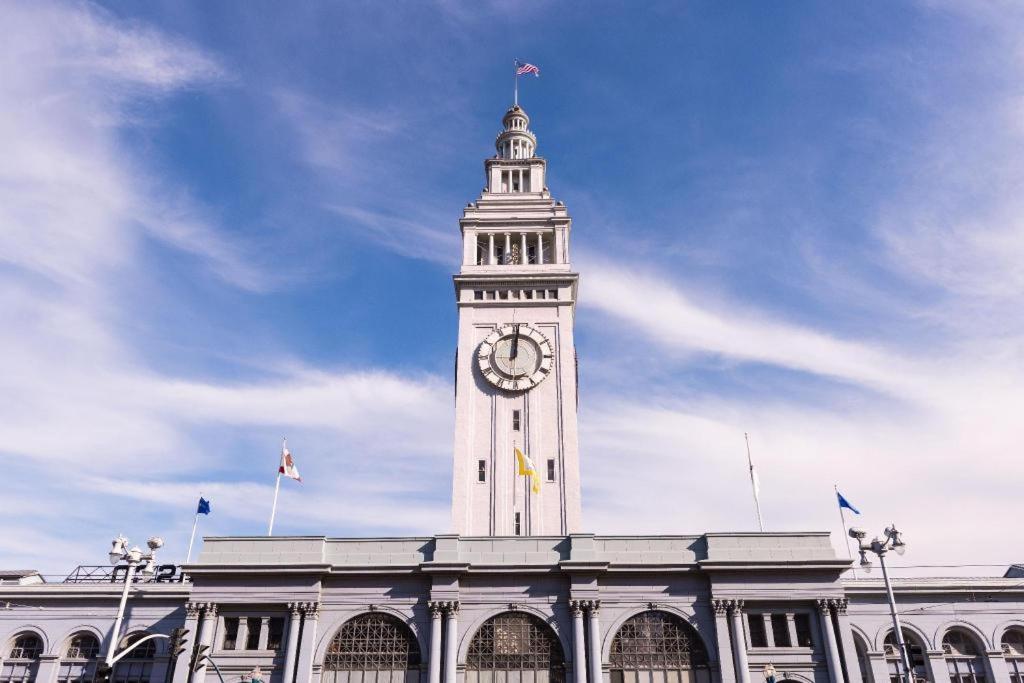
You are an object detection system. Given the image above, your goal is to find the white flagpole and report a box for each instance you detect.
[745,433,765,532]
[185,505,200,564]
[514,58,519,106]
[836,484,857,577]
[268,472,282,536]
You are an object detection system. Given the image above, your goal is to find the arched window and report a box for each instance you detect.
[323,613,420,683]
[59,633,101,683]
[884,629,929,683]
[854,634,872,683]
[111,633,155,683]
[942,629,986,683]
[1,633,43,683]
[1003,629,1024,683]
[609,611,710,683]
[466,612,565,683]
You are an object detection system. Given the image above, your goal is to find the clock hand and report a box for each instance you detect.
[510,324,520,360]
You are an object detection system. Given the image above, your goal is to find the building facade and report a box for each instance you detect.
[2,106,1022,683]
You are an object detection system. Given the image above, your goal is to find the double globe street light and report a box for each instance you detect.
[104,535,165,667]
[850,525,914,683]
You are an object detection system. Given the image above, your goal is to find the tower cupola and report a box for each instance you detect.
[496,105,537,159]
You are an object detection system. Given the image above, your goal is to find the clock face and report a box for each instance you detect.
[477,324,553,392]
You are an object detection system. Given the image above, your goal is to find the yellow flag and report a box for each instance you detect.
[515,446,541,494]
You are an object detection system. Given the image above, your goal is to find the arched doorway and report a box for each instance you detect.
[322,613,421,683]
[609,611,710,683]
[465,612,565,683]
[1002,628,1024,683]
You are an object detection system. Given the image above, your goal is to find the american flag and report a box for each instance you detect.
[516,61,540,77]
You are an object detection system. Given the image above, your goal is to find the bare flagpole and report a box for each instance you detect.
[745,433,765,531]
[514,58,519,106]
[835,483,857,577]
[268,439,284,536]
[185,493,201,563]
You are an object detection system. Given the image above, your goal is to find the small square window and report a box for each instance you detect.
[537,290,546,300]
[499,290,508,300]
[524,290,533,300]
[548,289,558,299]
[486,291,496,300]
[547,459,555,482]
[478,459,487,482]
[474,290,483,300]
[512,410,521,431]
[514,512,521,536]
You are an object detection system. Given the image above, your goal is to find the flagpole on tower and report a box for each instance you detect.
[745,433,765,532]
[513,58,518,106]
[185,496,201,564]
[836,483,857,577]
[268,473,282,536]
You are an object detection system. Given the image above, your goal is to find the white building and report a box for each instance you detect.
[1,104,1022,683]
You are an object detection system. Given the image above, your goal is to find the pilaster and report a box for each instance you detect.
[295,602,320,683]
[711,600,736,683]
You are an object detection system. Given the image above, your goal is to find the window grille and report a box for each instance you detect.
[943,630,986,683]
[8,636,42,660]
[609,611,709,670]
[66,635,100,660]
[466,612,564,680]
[323,613,420,671]
[884,630,928,683]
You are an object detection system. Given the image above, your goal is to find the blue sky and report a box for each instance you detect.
[2,0,1022,577]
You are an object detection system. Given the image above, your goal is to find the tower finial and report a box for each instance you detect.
[496,105,536,159]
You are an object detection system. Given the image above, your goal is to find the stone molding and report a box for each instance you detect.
[817,598,833,615]
[300,602,320,618]
[185,603,202,618]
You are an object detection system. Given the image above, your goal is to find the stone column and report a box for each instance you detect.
[711,600,736,683]
[192,602,217,683]
[34,655,59,683]
[444,602,459,683]
[729,601,751,683]
[237,616,250,651]
[867,653,889,683]
[927,650,952,683]
[488,234,495,265]
[521,233,528,264]
[295,602,320,683]
[785,614,799,649]
[172,603,202,683]
[833,600,861,683]
[762,614,775,648]
[281,603,303,683]
[258,617,271,650]
[536,233,544,265]
[817,600,843,683]
[504,233,512,264]
[587,601,602,683]
[985,650,1009,683]
[570,601,588,683]
[428,602,444,683]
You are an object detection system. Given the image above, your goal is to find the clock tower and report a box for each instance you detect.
[451,104,582,536]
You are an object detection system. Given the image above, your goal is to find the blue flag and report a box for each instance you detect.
[197,497,211,515]
[836,491,860,515]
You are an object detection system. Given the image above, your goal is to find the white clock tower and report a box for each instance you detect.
[451,104,582,536]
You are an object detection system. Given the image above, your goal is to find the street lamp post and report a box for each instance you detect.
[850,525,912,683]
[104,534,165,667]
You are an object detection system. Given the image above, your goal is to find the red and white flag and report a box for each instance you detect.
[279,441,302,482]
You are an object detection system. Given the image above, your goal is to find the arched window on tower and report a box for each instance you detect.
[322,613,421,683]
[1003,628,1024,683]
[609,611,710,683]
[942,629,987,683]
[1,633,43,683]
[59,633,100,683]
[111,633,155,683]
[466,612,565,683]
[884,629,929,683]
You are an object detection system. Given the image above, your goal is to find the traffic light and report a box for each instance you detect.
[95,664,112,683]
[190,644,210,672]
[169,628,190,658]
